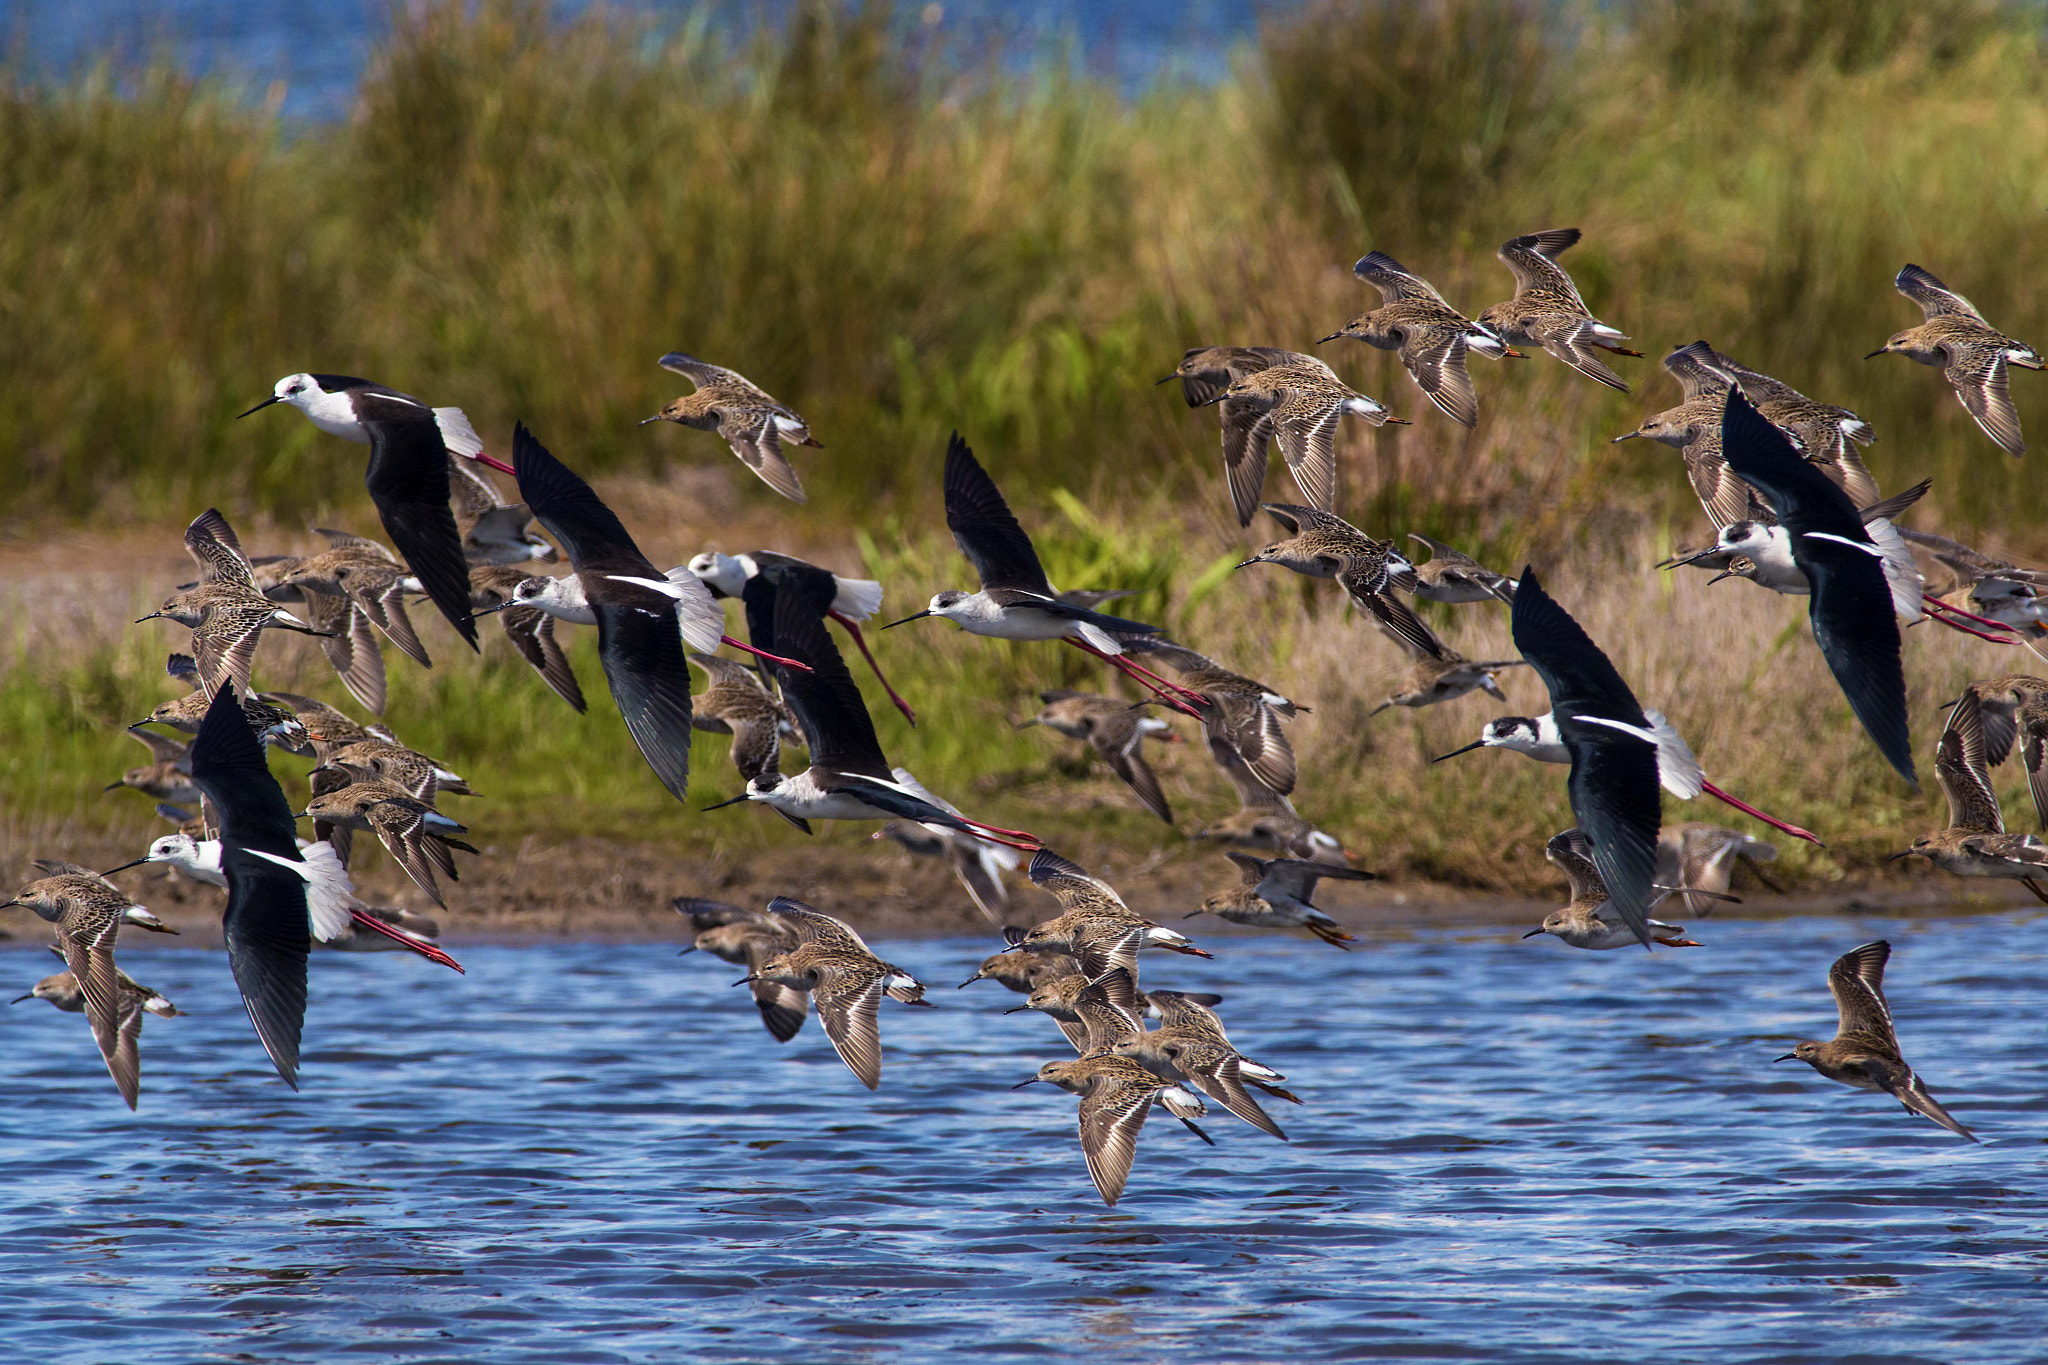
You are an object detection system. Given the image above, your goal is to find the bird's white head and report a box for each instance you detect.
[1715,520,1778,557]
[145,833,210,871]
[928,589,976,619]
[687,552,750,598]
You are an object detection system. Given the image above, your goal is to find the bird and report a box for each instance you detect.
[137,510,329,699]
[1192,734,1353,865]
[871,821,1020,928]
[136,656,309,747]
[958,947,1082,994]
[1104,999,1295,1140]
[1659,822,1780,915]
[1397,534,1519,604]
[1186,851,1372,947]
[1475,228,1642,392]
[1776,941,1976,1141]
[240,374,513,646]
[1012,1054,1213,1206]
[13,952,182,1110]
[102,827,464,969]
[301,766,478,908]
[641,353,821,502]
[688,549,913,724]
[1898,528,2048,637]
[708,564,1039,847]
[1953,675,2048,829]
[1887,690,2048,905]
[104,726,200,804]
[1522,828,1713,950]
[884,434,1206,718]
[1016,690,1176,823]
[1122,640,1304,798]
[1192,355,1404,519]
[1431,705,1821,846]
[1691,347,1879,487]
[505,422,708,802]
[448,455,557,565]
[1323,249,1522,427]
[1493,569,1663,948]
[1719,388,1915,785]
[738,897,932,1089]
[1003,849,1211,978]
[1237,504,1448,662]
[1,862,145,1105]
[1869,264,2040,456]
[674,897,807,1043]
[689,651,800,791]
[466,564,587,712]
[1162,346,1375,525]
[1369,641,1530,717]
[269,528,435,671]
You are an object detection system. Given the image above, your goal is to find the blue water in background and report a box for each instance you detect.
[6,1,1275,116]
[2,914,2044,1363]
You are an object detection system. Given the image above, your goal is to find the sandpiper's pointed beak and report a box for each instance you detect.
[639,414,664,425]
[1011,1076,1043,1089]
[732,974,758,987]
[1863,348,1887,360]
[9,993,31,1004]
[1706,570,1737,586]
[1885,848,1918,862]
[676,945,697,955]
[881,611,932,629]
[1610,431,1639,444]
[1233,558,1260,571]
[1773,1053,1798,1062]
[701,793,752,811]
[134,612,162,624]
[99,859,149,876]
[1154,374,1178,386]
[1196,392,1228,407]
[1013,718,1040,730]
[1002,1004,1034,1015]
[956,975,982,988]
[237,395,282,418]
[101,780,128,792]
[1522,927,1546,938]
[1317,332,1343,344]
[1431,739,1486,763]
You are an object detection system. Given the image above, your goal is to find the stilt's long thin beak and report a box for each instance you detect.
[237,395,281,418]
[1522,927,1546,938]
[701,793,752,811]
[99,859,149,876]
[881,611,932,629]
[1431,739,1486,763]
[1011,1076,1043,1089]
[472,599,512,616]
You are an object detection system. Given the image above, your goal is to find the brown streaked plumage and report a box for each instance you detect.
[1017,689,1176,823]
[1196,356,1403,517]
[104,727,200,805]
[871,820,1018,928]
[449,454,557,565]
[1476,228,1641,393]
[14,949,183,1111]
[1013,1054,1212,1207]
[1658,822,1779,916]
[2,863,138,1105]
[137,510,328,699]
[674,897,807,1043]
[642,352,821,502]
[1239,503,1448,661]
[1889,690,2048,903]
[1193,737,1353,866]
[1776,940,1976,1142]
[1397,534,1519,604]
[1323,250,1522,427]
[744,897,931,1089]
[1523,829,1705,950]
[1956,674,2048,830]
[1870,264,2041,457]
[958,947,1081,994]
[1126,641,1304,799]
[302,769,479,908]
[690,652,799,790]
[1189,851,1371,948]
[1370,647,1530,717]
[1007,849,1212,980]
[469,564,587,712]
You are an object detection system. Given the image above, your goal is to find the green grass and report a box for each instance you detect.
[5,0,2048,898]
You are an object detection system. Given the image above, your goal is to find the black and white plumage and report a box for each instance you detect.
[1719,389,1915,786]
[240,374,511,649]
[510,423,698,802]
[1509,570,1663,950]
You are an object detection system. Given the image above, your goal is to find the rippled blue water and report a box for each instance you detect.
[2,912,2044,1363]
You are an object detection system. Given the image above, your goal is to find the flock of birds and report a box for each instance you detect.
[11,233,2045,1203]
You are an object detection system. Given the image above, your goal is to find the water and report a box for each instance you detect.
[10,1,1274,118]
[2,913,2044,1363]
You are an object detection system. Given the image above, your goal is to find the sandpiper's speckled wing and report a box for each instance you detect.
[1399,327,1479,428]
[715,410,808,503]
[1270,387,1343,511]
[1086,706,1172,824]
[942,433,1055,596]
[1251,853,1371,903]
[1511,570,1661,948]
[1219,401,1276,527]
[1026,848,1127,909]
[1072,971,1145,1054]
[1339,561,1450,662]
[1827,940,1897,1049]
[1525,314,1627,392]
[1721,391,1914,785]
[1946,350,2025,457]
[1681,430,1770,531]
[809,959,888,1089]
[1169,1038,1286,1140]
[767,896,876,956]
[1543,827,1606,903]
[1075,1069,1158,1206]
[1936,692,2003,834]
[1207,695,1294,798]
[126,727,190,766]
[1352,251,1452,306]
[366,798,459,907]
[304,591,387,715]
[1895,264,1988,324]
[1807,432,1883,511]
[744,937,809,1043]
[1497,228,1587,309]
[106,987,148,1109]
[1408,535,1519,603]
[193,602,278,702]
[51,891,126,1089]
[185,509,256,585]
[352,572,431,669]
[505,606,585,712]
[1663,342,1734,403]
[658,352,770,399]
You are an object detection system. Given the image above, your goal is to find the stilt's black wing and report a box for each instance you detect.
[1720,390,1914,785]
[514,423,693,800]
[744,568,891,779]
[361,394,477,649]
[188,687,311,1087]
[943,433,1055,596]
[1512,569,1660,948]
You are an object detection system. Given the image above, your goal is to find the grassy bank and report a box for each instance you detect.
[4,0,2048,912]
